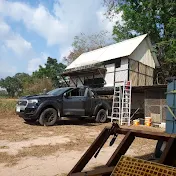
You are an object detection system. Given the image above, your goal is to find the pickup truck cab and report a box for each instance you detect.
[16,87,111,126]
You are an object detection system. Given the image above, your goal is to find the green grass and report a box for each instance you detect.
[0,99,17,115]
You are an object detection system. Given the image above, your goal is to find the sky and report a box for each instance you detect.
[0,0,120,79]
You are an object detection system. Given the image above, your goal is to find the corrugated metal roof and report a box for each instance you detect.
[66,34,150,70]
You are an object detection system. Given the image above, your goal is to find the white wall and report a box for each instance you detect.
[104,64,115,87]
[115,58,128,86]
[129,39,155,68]
[69,58,129,87]
[104,58,129,87]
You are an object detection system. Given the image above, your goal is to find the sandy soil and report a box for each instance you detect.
[0,114,164,176]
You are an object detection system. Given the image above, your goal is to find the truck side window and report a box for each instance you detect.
[67,88,86,97]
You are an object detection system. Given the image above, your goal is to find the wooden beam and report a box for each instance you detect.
[159,138,176,165]
[115,128,171,141]
[68,128,111,175]
[77,75,84,85]
[70,77,77,87]
[70,166,114,176]
[106,131,135,167]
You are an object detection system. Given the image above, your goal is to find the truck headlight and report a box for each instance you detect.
[28,99,39,104]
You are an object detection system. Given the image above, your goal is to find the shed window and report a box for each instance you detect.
[115,59,121,68]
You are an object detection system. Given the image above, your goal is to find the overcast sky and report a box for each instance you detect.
[0,0,120,79]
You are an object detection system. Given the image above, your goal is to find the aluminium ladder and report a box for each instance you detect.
[110,85,122,123]
[121,80,132,126]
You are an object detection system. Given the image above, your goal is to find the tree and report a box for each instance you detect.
[0,76,22,97]
[33,57,66,87]
[14,73,32,83]
[64,31,114,64]
[104,0,176,83]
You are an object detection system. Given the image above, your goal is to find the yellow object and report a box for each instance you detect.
[145,117,152,122]
[145,122,151,126]
[133,120,139,126]
[145,117,152,126]
[111,156,176,176]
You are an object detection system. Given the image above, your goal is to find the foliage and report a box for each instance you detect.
[105,0,176,83]
[22,77,53,96]
[0,76,22,97]
[0,57,66,97]
[33,57,66,87]
[14,73,32,84]
[64,31,114,64]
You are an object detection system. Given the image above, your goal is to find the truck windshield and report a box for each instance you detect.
[47,88,70,96]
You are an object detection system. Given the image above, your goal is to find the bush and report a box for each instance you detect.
[22,78,53,96]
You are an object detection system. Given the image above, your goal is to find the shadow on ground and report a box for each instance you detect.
[89,153,158,173]
[24,118,105,127]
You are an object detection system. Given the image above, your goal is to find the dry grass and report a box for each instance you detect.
[0,113,106,142]
[0,152,19,166]
[0,144,63,166]
[0,99,17,116]
[0,140,95,166]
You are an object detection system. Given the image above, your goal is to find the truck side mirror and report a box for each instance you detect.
[63,92,68,98]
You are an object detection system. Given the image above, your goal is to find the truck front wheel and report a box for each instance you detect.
[95,109,107,123]
[39,108,58,126]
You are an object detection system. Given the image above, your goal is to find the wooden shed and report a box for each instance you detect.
[62,34,160,88]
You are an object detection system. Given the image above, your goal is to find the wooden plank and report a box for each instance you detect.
[69,128,110,174]
[129,71,138,86]
[146,76,153,85]
[129,59,138,72]
[115,128,171,141]
[139,74,146,86]
[146,66,154,76]
[106,131,135,166]
[70,166,114,176]
[139,62,146,74]
[159,138,176,165]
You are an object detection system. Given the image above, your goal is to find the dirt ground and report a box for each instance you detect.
[0,114,164,176]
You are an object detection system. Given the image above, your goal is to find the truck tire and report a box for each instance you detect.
[95,109,107,123]
[39,108,57,126]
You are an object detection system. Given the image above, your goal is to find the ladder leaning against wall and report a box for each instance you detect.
[109,80,132,125]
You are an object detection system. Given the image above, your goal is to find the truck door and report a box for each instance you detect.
[63,87,86,116]
[84,89,98,116]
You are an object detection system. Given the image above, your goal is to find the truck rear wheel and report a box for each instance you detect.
[39,108,57,126]
[95,109,107,123]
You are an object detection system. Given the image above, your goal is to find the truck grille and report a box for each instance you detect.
[17,100,28,106]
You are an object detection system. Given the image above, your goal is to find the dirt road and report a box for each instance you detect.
[0,114,164,176]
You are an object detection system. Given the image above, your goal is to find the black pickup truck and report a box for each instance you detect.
[16,87,111,126]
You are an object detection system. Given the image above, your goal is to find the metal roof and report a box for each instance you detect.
[66,34,158,70]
